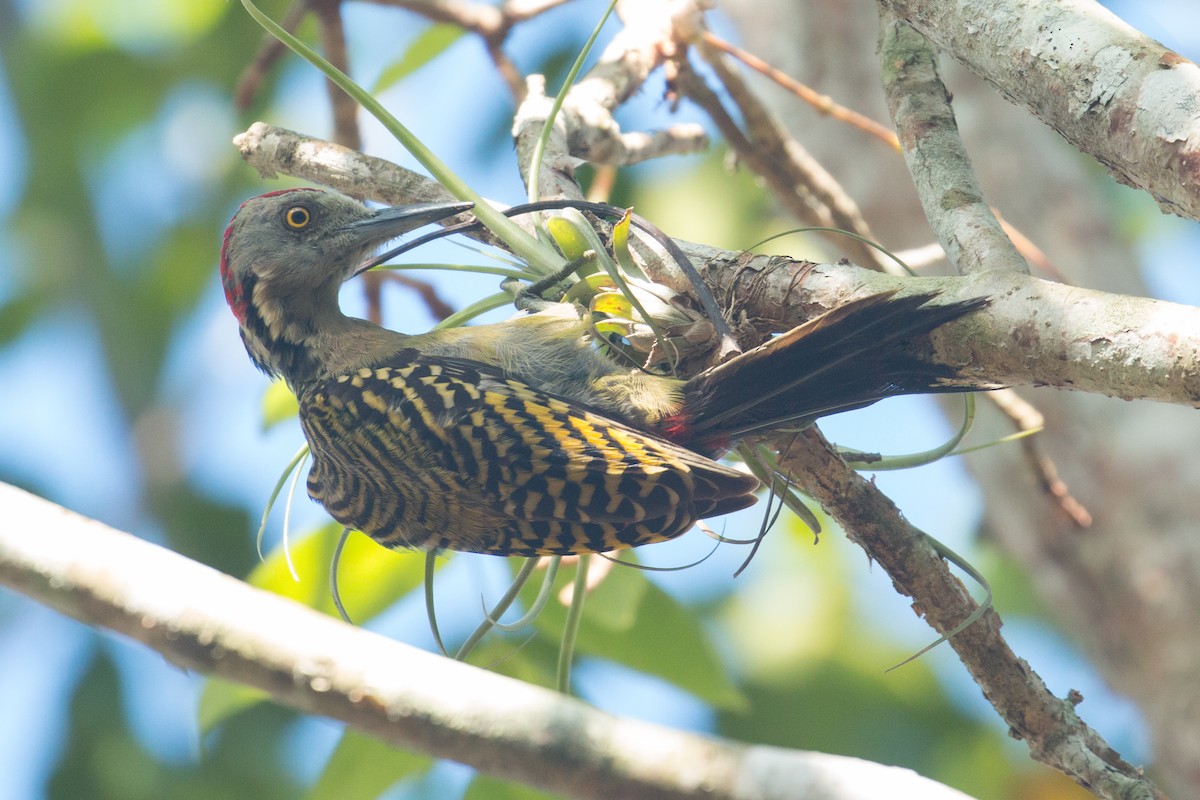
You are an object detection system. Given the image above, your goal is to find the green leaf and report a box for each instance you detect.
[307,731,432,800]
[261,379,299,431]
[197,677,269,735]
[544,215,591,260]
[530,565,746,710]
[198,524,430,731]
[610,208,647,279]
[248,523,428,621]
[372,24,464,94]
[465,773,562,800]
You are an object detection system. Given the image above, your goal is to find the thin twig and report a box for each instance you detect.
[987,388,1092,528]
[701,30,901,152]
[684,41,898,274]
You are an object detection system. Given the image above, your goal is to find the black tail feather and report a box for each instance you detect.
[680,291,987,448]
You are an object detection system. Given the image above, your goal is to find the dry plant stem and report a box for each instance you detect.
[362,270,385,325]
[879,14,1027,276]
[0,483,983,800]
[385,272,458,321]
[499,0,572,20]
[512,74,706,194]
[510,3,710,190]
[373,0,572,30]
[700,31,901,152]
[313,0,363,151]
[698,26,1057,281]
[1025,443,1094,528]
[777,430,1161,800]
[374,0,504,30]
[995,215,1063,280]
[986,388,1093,528]
[483,36,525,100]
[877,0,1200,220]
[683,44,896,275]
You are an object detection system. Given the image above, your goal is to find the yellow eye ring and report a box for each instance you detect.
[284,206,311,229]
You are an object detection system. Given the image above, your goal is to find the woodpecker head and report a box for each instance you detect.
[219,188,471,379]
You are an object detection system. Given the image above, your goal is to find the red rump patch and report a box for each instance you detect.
[656,412,729,457]
[219,188,321,323]
[657,413,692,444]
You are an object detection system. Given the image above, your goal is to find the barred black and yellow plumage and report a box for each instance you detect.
[221,189,985,557]
[298,357,757,555]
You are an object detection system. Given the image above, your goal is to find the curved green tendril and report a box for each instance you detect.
[488,557,561,632]
[557,555,590,693]
[841,393,976,471]
[456,557,543,661]
[747,226,918,277]
[432,291,515,331]
[256,443,310,563]
[597,540,721,572]
[330,527,353,624]
[280,449,310,583]
[424,552,449,657]
[886,535,993,672]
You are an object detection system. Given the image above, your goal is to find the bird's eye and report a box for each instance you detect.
[284,206,312,230]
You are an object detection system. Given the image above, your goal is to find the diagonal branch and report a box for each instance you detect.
[681,38,895,274]
[0,482,981,800]
[878,13,1027,276]
[776,429,1162,800]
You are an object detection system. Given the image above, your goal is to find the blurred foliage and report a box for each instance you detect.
[48,648,298,800]
[0,1,1099,799]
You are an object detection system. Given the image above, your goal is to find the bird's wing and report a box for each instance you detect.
[298,353,758,555]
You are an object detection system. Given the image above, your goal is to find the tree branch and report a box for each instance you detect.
[233,122,1200,409]
[0,482,980,800]
[877,0,1200,221]
[878,13,1027,275]
[775,429,1161,800]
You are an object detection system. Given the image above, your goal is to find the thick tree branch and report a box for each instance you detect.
[0,483,979,800]
[234,123,1200,409]
[878,13,1028,275]
[877,0,1200,220]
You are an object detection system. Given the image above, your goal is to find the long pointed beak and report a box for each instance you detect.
[343,201,474,244]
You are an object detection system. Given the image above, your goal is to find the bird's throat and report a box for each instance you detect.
[235,272,339,383]
[238,298,322,383]
[240,292,409,388]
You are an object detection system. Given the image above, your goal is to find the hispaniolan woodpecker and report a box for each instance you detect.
[220,188,985,556]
